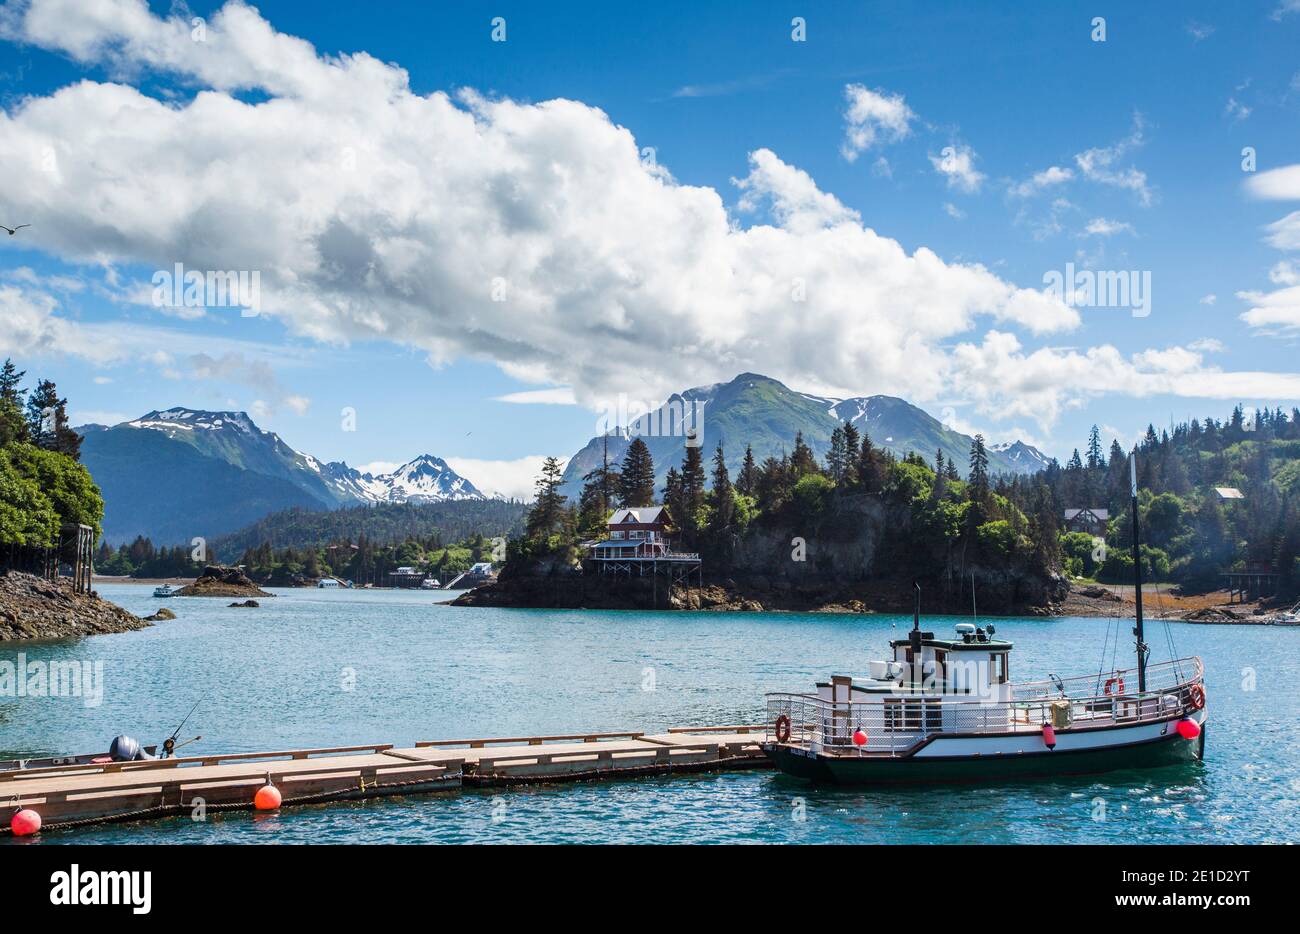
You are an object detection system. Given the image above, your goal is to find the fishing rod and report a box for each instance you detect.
[161,696,205,758]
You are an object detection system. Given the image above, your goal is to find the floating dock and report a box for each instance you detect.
[1,726,769,834]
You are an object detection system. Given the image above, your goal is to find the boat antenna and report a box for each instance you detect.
[970,570,977,625]
[1129,450,1149,692]
[912,580,921,631]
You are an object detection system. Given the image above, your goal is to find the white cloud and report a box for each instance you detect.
[494,387,578,405]
[1,0,1293,430]
[1263,211,1300,250]
[70,409,130,426]
[1198,294,1217,305]
[1245,164,1300,200]
[444,455,557,500]
[1082,218,1134,237]
[1008,166,1074,198]
[0,283,121,363]
[943,202,965,220]
[950,331,1300,428]
[929,144,985,193]
[1185,21,1215,41]
[1074,117,1153,206]
[1237,284,1300,333]
[1224,97,1251,122]
[356,460,399,477]
[840,85,914,162]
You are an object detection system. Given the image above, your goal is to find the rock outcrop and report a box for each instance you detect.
[0,570,152,641]
[174,566,272,598]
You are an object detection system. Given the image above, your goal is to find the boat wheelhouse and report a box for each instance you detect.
[152,584,175,598]
[763,450,1207,784]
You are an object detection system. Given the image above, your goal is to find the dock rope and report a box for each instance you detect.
[0,775,450,835]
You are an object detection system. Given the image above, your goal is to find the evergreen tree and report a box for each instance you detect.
[841,420,861,486]
[967,434,990,501]
[680,443,707,537]
[524,457,567,542]
[617,437,656,507]
[790,431,819,478]
[0,358,27,446]
[736,444,758,497]
[1086,425,1104,470]
[707,443,735,535]
[826,426,848,485]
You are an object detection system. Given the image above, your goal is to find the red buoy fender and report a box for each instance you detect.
[1041,722,1057,750]
[1176,719,1201,740]
[10,808,41,836]
[774,714,792,744]
[1187,685,1205,711]
[253,782,282,811]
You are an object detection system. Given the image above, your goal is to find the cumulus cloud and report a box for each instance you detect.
[950,331,1300,427]
[0,282,121,362]
[929,144,985,193]
[1,0,1294,429]
[840,85,914,162]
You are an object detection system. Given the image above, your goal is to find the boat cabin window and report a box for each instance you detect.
[884,698,942,733]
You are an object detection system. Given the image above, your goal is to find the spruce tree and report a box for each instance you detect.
[617,437,656,507]
[736,444,758,497]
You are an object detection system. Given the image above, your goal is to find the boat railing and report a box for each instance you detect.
[1012,657,1198,701]
[765,657,1204,757]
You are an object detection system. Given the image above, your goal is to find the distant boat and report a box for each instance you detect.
[1269,601,1300,626]
[420,578,442,590]
[152,584,175,598]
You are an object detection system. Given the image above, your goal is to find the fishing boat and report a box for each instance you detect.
[763,453,1207,784]
[420,578,442,590]
[0,743,158,771]
[152,584,175,598]
[1267,600,1300,626]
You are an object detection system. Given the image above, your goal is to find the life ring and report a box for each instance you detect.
[774,714,792,743]
[1187,684,1205,711]
[1104,677,1125,696]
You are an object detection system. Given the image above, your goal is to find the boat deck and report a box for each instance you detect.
[0,727,767,834]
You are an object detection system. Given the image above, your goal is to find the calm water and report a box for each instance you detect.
[2,584,1296,844]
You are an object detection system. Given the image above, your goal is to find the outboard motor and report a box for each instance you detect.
[108,734,154,762]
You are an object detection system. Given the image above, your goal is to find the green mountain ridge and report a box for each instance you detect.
[560,373,1047,496]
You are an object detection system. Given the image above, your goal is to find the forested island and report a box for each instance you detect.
[471,404,1300,614]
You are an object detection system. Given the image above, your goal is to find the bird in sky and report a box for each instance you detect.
[1,224,31,235]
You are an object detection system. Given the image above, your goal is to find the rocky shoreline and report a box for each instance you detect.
[0,570,154,642]
[452,572,1061,616]
[452,571,1284,623]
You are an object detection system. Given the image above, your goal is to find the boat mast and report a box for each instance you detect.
[1129,449,1148,692]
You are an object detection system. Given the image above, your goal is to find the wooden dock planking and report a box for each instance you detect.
[1,728,771,834]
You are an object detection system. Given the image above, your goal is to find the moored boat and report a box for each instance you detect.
[763,450,1208,784]
[1267,601,1300,626]
[152,584,175,598]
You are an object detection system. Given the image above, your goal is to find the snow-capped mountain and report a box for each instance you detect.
[353,455,484,503]
[990,440,1053,472]
[79,408,486,543]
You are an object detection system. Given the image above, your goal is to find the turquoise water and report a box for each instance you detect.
[2,584,1296,844]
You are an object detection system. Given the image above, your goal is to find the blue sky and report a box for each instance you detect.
[2,0,1299,497]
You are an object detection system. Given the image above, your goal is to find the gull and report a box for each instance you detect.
[1,224,31,235]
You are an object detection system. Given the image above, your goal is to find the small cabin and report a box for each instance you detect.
[1063,507,1109,537]
[316,577,342,588]
[590,506,672,560]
